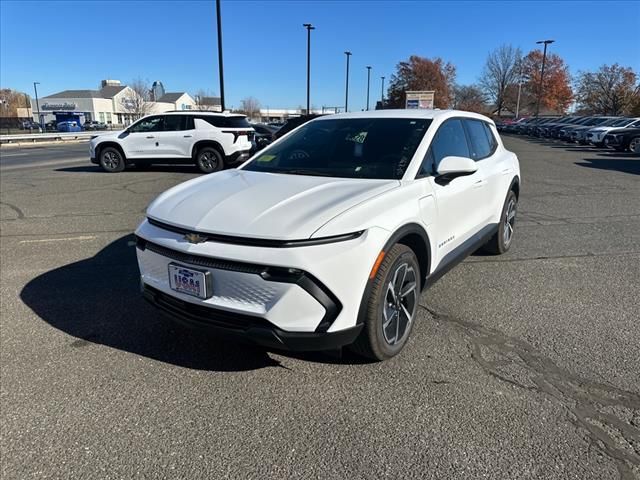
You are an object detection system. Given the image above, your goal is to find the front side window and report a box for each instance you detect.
[129,116,164,133]
[243,118,431,180]
[430,119,471,168]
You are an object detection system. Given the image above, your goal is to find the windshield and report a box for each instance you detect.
[611,118,632,127]
[243,118,431,179]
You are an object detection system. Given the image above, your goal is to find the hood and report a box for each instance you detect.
[147,170,399,240]
[94,130,125,140]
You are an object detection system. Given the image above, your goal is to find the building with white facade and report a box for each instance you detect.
[31,80,208,127]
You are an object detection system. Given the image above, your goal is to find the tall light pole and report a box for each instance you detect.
[380,76,385,108]
[515,58,524,119]
[216,0,225,111]
[33,82,42,131]
[365,66,372,110]
[535,39,554,117]
[344,51,352,112]
[303,23,315,114]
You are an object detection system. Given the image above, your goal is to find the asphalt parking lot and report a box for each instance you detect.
[1,137,639,479]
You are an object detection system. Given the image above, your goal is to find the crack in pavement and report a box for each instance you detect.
[420,305,640,480]
[0,201,25,220]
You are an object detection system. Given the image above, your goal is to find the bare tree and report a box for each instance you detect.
[452,84,488,113]
[120,77,152,119]
[479,44,522,116]
[240,96,261,120]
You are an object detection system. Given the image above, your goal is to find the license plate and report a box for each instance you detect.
[168,263,211,299]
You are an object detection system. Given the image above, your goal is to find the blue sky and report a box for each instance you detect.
[1,0,639,111]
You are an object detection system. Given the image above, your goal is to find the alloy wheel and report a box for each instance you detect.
[103,151,121,169]
[382,263,418,346]
[630,137,640,154]
[199,151,218,171]
[503,198,517,246]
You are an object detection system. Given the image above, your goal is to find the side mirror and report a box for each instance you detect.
[436,155,478,176]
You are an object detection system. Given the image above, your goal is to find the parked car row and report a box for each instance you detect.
[498,115,640,153]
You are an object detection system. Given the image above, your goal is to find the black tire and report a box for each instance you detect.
[349,244,420,361]
[99,146,125,172]
[481,190,518,255]
[628,136,640,155]
[195,147,224,174]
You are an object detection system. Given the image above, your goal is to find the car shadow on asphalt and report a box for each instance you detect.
[55,165,202,174]
[575,157,640,175]
[20,234,369,371]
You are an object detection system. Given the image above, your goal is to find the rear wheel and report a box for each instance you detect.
[350,244,420,361]
[196,147,223,174]
[481,190,517,255]
[99,147,125,172]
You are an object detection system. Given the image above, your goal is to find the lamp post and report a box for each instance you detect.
[344,51,352,112]
[515,58,524,119]
[303,23,315,114]
[33,82,42,132]
[380,76,385,108]
[216,0,226,111]
[535,39,555,117]
[365,66,372,110]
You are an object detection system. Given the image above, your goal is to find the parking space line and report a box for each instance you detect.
[19,235,97,244]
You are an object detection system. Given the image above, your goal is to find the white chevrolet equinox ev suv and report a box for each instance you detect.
[135,110,521,360]
[90,112,254,173]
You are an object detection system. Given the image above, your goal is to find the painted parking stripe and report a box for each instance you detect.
[19,235,97,244]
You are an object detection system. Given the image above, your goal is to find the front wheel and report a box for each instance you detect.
[481,190,517,255]
[99,147,125,172]
[196,147,224,174]
[350,244,420,361]
[629,136,640,154]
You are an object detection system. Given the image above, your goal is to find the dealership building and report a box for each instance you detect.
[31,80,220,127]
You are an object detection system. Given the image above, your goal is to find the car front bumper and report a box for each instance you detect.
[135,219,390,349]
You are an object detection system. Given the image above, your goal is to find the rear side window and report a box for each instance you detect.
[484,123,498,152]
[198,116,250,128]
[464,119,492,160]
[163,115,186,131]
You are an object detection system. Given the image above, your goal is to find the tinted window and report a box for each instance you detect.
[129,116,164,132]
[163,115,185,131]
[465,119,492,160]
[430,119,470,168]
[483,122,498,152]
[244,118,431,180]
[198,115,250,128]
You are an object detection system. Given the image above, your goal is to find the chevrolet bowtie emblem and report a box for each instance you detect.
[184,233,207,244]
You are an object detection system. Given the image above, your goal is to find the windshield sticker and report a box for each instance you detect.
[257,155,276,162]
[346,131,368,144]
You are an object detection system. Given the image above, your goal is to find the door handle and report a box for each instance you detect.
[183,134,193,138]
[473,179,487,188]
[501,168,511,175]
[146,135,155,139]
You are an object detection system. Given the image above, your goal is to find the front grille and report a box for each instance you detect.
[145,285,272,331]
[138,237,265,275]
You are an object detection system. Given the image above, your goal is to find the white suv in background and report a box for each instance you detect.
[135,110,521,361]
[586,117,640,146]
[90,112,254,173]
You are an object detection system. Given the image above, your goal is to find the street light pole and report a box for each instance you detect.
[381,76,385,108]
[303,23,315,114]
[365,66,372,111]
[344,51,352,112]
[535,39,554,117]
[515,58,524,119]
[216,0,226,111]
[33,82,42,132]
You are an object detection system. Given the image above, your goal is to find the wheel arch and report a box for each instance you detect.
[96,141,126,161]
[191,140,224,159]
[509,175,520,199]
[356,223,432,326]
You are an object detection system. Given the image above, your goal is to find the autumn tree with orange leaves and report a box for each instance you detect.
[520,50,573,114]
[386,55,456,109]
